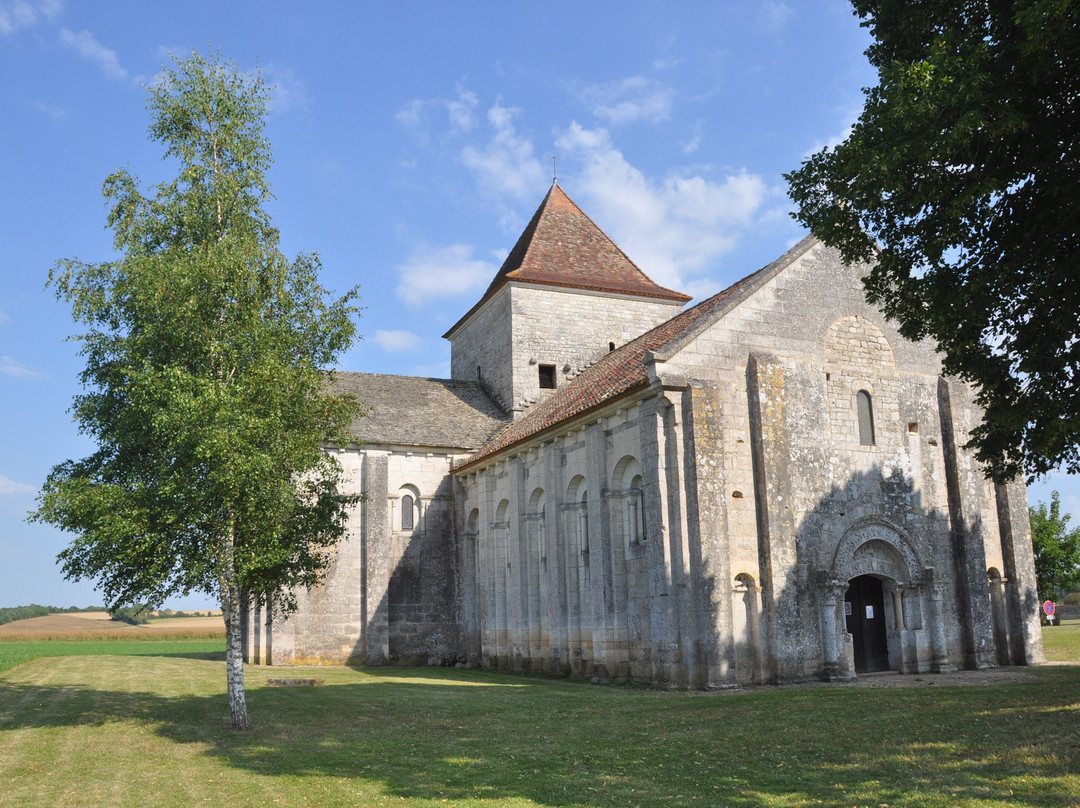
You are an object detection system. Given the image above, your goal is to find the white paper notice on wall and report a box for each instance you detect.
[865,605,874,619]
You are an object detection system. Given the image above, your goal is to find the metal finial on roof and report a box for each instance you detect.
[548,152,559,184]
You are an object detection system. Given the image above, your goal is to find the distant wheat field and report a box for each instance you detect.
[0,611,224,640]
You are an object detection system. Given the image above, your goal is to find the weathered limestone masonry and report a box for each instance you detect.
[448,284,683,415]
[245,374,509,667]
[249,183,1044,686]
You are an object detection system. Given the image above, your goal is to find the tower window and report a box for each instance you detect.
[401,494,415,531]
[857,390,875,445]
[538,364,556,389]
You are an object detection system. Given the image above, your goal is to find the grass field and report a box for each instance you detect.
[0,623,1077,808]
[0,611,224,642]
[1042,617,1080,662]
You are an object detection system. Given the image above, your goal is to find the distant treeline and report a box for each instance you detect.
[0,604,106,626]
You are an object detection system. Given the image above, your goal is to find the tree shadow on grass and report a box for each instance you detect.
[2,661,1078,807]
[153,650,227,661]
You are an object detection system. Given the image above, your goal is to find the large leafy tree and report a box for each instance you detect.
[32,49,362,730]
[1030,491,1080,602]
[786,0,1080,481]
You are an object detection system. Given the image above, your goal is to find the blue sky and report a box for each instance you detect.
[1,0,1074,610]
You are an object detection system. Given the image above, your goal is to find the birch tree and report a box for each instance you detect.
[32,48,362,730]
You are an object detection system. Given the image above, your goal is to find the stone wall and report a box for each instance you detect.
[448,289,515,412]
[248,446,467,667]
[449,282,682,416]
[453,240,1043,686]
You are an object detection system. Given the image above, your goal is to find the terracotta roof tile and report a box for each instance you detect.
[444,183,690,338]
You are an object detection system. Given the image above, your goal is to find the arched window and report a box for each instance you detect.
[398,484,421,532]
[857,390,875,445]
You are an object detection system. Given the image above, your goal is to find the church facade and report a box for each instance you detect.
[245,183,1045,685]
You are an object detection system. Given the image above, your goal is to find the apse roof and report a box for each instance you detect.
[332,372,510,450]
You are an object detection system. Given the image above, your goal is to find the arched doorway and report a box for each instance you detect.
[845,575,890,673]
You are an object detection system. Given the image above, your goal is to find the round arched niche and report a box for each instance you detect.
[830,518,922,585]
[824,315,895,370]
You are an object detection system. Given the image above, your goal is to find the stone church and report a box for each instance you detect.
[245,182,1045,685]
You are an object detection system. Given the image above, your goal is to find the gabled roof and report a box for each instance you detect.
[456,236,819,470]
[444,182,690,339]
[332,372,510,450]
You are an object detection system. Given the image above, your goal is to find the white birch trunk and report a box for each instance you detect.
[220,521,251,731]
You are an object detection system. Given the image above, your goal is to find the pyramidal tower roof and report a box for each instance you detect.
[444,182,690,338]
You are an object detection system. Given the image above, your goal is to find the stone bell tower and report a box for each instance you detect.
[444,181,690,416]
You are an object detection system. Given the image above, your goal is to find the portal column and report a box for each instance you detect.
[926,576,955,673]
[819,580,851,681]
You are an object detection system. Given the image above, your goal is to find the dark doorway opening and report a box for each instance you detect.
[845,575,890,673]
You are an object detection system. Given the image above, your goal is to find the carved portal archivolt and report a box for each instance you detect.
[831,519,921,584]
[817,518,949,678]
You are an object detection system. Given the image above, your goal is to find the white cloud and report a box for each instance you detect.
[395,244,497,308]
[555,122,768,290]
[579,77,673,125]
[447,86,478,133]
[266,65,306,113]
[32,99,65,119]
[0,355,44,377]
[758,1,793,33]
[374,329,424,353]
[396,86,478,144]
[460,101,545,201]
[0,474,37,498]
[59,27,127,81]
[0,0,60,36]
[396,98,426,129]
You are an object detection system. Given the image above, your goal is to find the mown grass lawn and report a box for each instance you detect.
[0,631,1077,808]
[1043,617,1080,662]
[0,638,225,674]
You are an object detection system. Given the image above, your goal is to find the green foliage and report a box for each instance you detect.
[1030,491,1080,601]
[786,0,1080,480]
[0,605,107,626]
[108,604,151,625]
[30,47,363,728]
[1064,592,1080,606]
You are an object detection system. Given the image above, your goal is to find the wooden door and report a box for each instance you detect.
[845,575,890,673]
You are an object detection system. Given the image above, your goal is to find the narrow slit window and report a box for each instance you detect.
[401,494,415,531]
[857,390,876,445]
[538,364,556,389]
[579,491,589,564]
[629,474,646,544]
